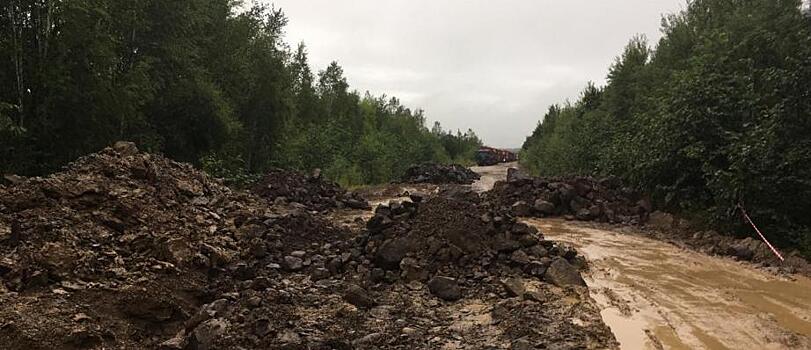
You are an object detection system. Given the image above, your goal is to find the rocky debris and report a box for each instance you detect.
[0,143,352,349]
[487,175,648,224]
[251,168,370,211]
[399,163,481,185]
[358,188,591,295]
[0,143,618,349]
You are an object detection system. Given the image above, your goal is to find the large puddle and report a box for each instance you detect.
[528,218,811,350]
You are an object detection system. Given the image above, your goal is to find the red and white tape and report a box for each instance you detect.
[739,205,784,262]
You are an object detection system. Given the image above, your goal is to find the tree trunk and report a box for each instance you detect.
[8,1,25,128]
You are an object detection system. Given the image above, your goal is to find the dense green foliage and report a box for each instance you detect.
[522,0,811,256]
[0,0,481,186]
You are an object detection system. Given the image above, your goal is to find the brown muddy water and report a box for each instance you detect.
[528,218,811,350]
[470,162,516,193]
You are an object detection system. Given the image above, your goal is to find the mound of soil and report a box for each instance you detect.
[251,168,370,211]
[346,188,617,348]
[400,163,481,185]
[0,142,354,349]
[487,175,648,224]
[0,144,616,349]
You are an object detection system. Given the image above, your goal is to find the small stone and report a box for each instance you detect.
[493,238,521,253]
[647,211,675,230]
[190,318,230,350]
[511,338,533,350]
[400,257,428,282]
[511,201,532,217]
[510,250,531,265]
[253,319,271,337]
[523,291,545,303]
[375,238,410,270]
[113,141,139,155]
[277,329,301,344]
[72,313,91,322]
[517,234,539,247]
[290,250,306,258]
[369,268,385,283]
[283,256,303,271]
[246,296,262,308]
[501,278,525,297]
[311,268,331,281]
[409,192,425,203]
[427,276,462,301]
[533,200,555,215]
[354,332,384,346]
[544,258,586,287]
[343,284,378,309]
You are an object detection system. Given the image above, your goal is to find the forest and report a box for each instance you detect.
[0,1,482,186]
[521,0,811,257]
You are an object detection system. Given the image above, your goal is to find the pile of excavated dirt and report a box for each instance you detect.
[0,142,252,348]
[0,143,357,349]
[0,145,617,349]
[399,163,481,185]
[348,188,617,348]
[251,168,370,211]
[487,175,649,224]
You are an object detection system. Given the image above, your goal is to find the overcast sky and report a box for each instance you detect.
[266,0,687,148]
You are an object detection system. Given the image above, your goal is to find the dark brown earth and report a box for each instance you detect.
[485,174,649,224]
[251,168,370,211]
[0,144,617,350]
[399,163,481,185]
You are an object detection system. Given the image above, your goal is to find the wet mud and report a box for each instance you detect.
[529,218,811,350]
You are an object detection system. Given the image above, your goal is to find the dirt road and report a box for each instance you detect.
[473,163,811,350]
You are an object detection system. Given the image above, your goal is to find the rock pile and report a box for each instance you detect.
[361,189,587,294]
[251,168,370,211]
[331,189,616,348]
[0,144,616,349]
[0,143,353,349]
[399,163,481,185]
[487,175,649,224]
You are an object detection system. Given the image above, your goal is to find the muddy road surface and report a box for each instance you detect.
[470,162,516,193]
[473,163,811,350]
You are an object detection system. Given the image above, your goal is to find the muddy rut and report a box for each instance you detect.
[473,163,811,350]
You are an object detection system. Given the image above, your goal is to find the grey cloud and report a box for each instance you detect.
[267,0,686,147]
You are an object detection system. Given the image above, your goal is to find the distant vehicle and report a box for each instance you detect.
[475,146,518,166]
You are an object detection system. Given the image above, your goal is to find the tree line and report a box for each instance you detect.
[0,1,482,186]
[521,0,811,257]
